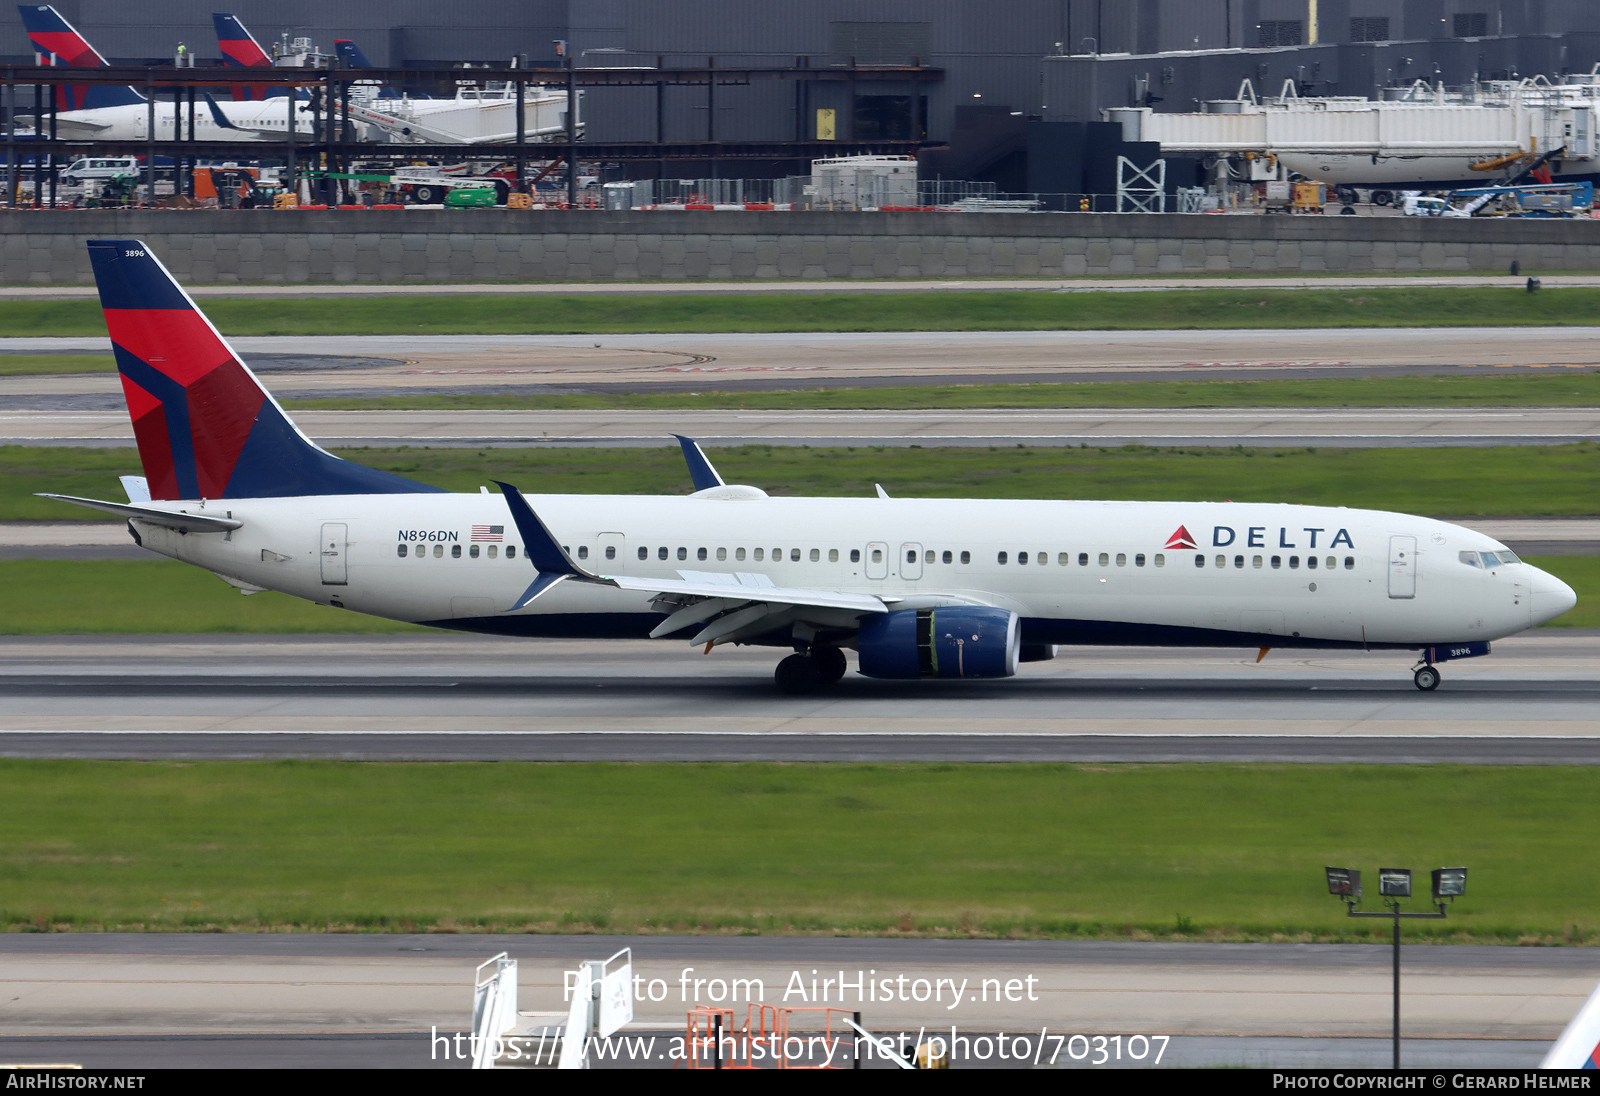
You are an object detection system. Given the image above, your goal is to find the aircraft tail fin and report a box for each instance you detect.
[333,39,375,68]
[334,39,421,98]
[18,4,145,109]
[212,13,287,100]
[86,240,442,500]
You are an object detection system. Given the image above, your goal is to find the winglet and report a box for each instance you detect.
[203,94,245,131]
[673,435,726,492]
[494,480,618,610]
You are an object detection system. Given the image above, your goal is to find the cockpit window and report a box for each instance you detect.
[1463,549,1521,568]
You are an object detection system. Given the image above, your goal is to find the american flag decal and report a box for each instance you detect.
[471,525,504,542]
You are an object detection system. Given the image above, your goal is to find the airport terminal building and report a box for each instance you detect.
[9,1,1600,187]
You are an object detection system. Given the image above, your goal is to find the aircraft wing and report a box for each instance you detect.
[495,481,891,645]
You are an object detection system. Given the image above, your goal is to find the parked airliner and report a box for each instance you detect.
[45,240,1577,692]
[16,5,330,141]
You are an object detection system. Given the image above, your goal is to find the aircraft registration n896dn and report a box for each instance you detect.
[47,240,1577,693]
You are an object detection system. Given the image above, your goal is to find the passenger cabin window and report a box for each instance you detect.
[659,547,669,560]
[470,545,480,559]
[452,545,462,559]
[830,549,839,562]
[1079,553,1089,567]
[577,546,588,560]
[1193,555,1205,569]
[433,544,444,558]
[997,552,1008,565]
[850,549,861,563]
[717,548,727,561]
[737,548,747,561]
[812,549,822,562]
[960,551,970,565]
[487,545,498,559]
[507,546,517,559]
[755,548,765,561]
[397,544,407,558]
[606,546,616,560]
[698,548,708,561]
[678,547,687,561]
[791,549,801,562]
[1099,553,1110,567]
[1017,552,1028,565]
[638,547,648,560]
[1154,553,1165,567]
[942,550,952,564]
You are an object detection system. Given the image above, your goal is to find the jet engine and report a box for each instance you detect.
[856,607,1020,679]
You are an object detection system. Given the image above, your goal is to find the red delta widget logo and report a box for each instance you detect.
[1164,524,1355,550]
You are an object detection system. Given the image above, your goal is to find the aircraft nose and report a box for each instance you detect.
[1529,566,1578,625]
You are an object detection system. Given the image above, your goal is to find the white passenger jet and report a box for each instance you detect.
[15,5,331,141]
[43,240,1577,692]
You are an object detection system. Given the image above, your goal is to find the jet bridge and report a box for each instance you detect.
[1105,75,1600,188]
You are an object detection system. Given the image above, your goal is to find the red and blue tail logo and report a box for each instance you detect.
[86,240,441,500]
[18,4,146,109]
[212,13,287,101]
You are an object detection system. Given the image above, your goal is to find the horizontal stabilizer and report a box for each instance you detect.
[38,493,242,532]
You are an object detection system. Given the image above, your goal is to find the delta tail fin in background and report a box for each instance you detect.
[334,38,427,99]
[17,4,145,110]
[211,13,288,100]
[85,240,440,500]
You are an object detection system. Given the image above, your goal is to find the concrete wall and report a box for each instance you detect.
[4,209,1599,284]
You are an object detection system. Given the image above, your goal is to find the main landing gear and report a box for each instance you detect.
[774,646,848,694]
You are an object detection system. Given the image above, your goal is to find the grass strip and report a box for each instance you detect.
[0,354,113,376]
[2,555,1592,633]
[8,286,1600,336]
[1,761,1595,941]
[13,442,1600,522]
[285,371,1600,412]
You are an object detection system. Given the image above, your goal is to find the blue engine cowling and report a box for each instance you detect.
[856,607,1020,679]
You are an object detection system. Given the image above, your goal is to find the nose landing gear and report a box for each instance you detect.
[1412,664,1441,691]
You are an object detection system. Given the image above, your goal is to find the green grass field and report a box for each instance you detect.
[0,761,1593,941]
[0,354,112,376]
[13,442,1600,521]
[7,285,1600,336]
[287,370,1600,412]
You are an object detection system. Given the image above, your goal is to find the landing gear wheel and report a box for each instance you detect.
[775,653,821,695]
[812,646,848,684]
[1413,665,1441,691]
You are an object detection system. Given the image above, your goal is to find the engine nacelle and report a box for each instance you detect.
[856,607,1020,680]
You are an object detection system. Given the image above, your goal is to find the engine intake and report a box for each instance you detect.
[856,607,1020,680]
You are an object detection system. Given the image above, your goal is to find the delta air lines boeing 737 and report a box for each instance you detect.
[45,240,1577,692]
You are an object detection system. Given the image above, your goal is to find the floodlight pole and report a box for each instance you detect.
[1340,897,1448,1069]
